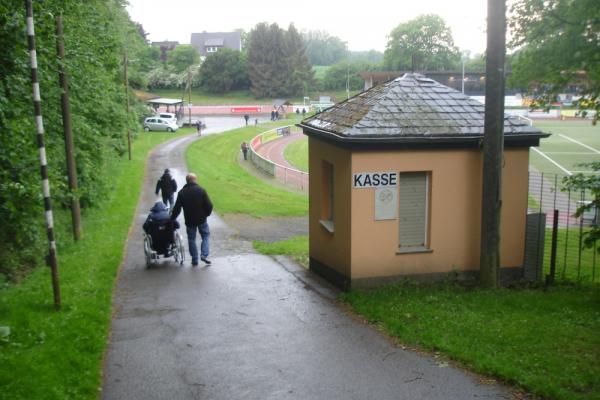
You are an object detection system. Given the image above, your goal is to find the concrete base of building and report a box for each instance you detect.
[310,257,525,290]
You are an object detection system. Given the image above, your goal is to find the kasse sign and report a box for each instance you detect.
[353,172,397,188]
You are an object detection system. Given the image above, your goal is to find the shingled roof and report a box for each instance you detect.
[298,73,548,147]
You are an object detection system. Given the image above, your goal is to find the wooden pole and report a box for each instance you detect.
[188,68,192,126]
[480,0,506,288]
[25,0,61,309]
[124,53,131,161]
[55,14,81,241]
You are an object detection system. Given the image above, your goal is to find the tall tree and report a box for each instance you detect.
[167,44,200,73]
[247,23,287,98]
[384,14,461,71]
[302,30,347,66]
[283,24,314,96]
[508,0,600,122]
[200,49,249,93]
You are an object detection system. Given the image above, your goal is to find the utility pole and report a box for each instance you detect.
[480,0,507,288]
[188,68,192,126]
[346,42,350,100]
[25,0,61,309]
[55,14,82,241]
[123,53,131,161]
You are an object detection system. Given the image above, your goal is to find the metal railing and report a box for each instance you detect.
[528,171,598,283]
[249,125,309,191]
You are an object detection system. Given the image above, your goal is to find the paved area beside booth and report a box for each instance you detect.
[101,129,518,399]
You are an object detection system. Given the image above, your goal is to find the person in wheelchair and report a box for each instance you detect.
[143,201,180,257]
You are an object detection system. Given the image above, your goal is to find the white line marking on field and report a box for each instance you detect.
[559,134,600,154]
[545,151,597,155]
[531,147,572,175]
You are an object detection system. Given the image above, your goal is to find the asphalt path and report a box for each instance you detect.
[101,125,516,399]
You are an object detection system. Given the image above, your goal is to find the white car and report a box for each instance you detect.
[158,113,177,122]
[143,117,178,132]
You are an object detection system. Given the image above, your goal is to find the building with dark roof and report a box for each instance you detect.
[298,73,549,289]
[190,31,242,58]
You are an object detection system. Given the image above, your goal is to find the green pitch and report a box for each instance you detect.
[531,120,600,175]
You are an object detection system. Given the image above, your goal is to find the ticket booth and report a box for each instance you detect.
[298,73,548,289]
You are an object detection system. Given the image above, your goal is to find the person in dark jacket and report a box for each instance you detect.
[143,201,180,255]
[155,168,177,209]
[171,173,213,266]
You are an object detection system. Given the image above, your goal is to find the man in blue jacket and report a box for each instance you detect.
[171,173,213,266]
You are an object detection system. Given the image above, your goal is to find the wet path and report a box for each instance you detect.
[101,129,516,399]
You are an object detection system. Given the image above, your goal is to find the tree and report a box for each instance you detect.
[302,30,347,66]
[283,24,314,96]
[200,49,249,93]
[247,23,287,98]
[383,14,461,71]
[322,60,375,91]
[167,44,200,73]
[0,0,149,280]
[562,162,600,250]
[508,0,600,123]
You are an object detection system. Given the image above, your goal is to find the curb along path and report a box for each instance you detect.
[101,132,515,399]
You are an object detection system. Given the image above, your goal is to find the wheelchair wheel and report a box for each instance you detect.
[143,234,153,267]
[174,232,185,265]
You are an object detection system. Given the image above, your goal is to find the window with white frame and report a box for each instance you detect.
[398,171,430,251]
[206,46,219,53]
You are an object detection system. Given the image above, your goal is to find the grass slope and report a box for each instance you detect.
[341,283,600,400]
[0,129,192,400]
[283,136,308,172]
[185,119,308,217]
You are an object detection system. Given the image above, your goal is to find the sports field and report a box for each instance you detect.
[530,120,600,175]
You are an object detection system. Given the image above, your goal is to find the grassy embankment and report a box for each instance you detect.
[283,135,308,172]
[0,129,193,400]
[190,119,599,400]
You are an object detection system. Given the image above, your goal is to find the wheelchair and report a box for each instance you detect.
[143,219,185,267]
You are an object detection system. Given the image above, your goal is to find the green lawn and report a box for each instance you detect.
[283,136,308,172]
[253,235,308,267]
[531,120,600,175]
[0,129,193,400]
[341,283,600,400]
[185,118,308,217]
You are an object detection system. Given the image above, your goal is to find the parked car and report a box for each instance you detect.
[143,117,178,132]
[158,113,177,122]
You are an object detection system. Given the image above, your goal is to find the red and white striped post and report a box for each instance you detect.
[25,0,61,310]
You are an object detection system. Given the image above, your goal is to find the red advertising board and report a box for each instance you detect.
[231,106,262,113]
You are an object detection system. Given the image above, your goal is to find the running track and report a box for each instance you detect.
[255,132,309,190]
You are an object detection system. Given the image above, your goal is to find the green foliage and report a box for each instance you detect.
[247,23,314,98]
[283,24,314,96]
[0,129,191,400]
[167,44,200,74]
[302,30,347,66]
[384,14,461,71]
[342,283,600,400]
[0,0,149,281]
[562,161,600,251]
[200,49,249,93]
[322,60,374,91]
[508,0,600,123]
[349,50,384,64]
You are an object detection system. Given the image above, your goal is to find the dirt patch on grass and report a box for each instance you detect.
[222,214,308,242]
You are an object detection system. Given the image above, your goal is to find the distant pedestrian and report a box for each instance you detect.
[171,173,213,266]
[254,118,258,126]
[296,108,300,115]
[241,141,249,160]
[155,168,177,209]
[275,110,279,120]
[270,110,275,121]
[196,120,202,136]
[244,114,250,126]
[301,108,306,117]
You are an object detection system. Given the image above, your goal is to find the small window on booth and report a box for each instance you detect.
[320,161,334,233]
[398,171,431,253]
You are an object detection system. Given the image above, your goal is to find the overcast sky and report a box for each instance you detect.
[126,0,490,54]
